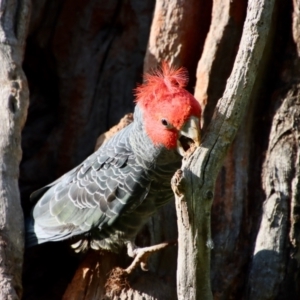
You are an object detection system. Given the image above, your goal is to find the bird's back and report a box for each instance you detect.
[26,122,180,252]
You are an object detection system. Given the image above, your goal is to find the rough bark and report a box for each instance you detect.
[247,86,300,300]
[0,0,30,299]
[194,0,247,130]
[62,251,120,300]
[144,0,212,88]
[247,1,300,298]
[174,0,276,299]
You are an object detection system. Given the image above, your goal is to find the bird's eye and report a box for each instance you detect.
[161,119,173,129]
[161,119,169,126]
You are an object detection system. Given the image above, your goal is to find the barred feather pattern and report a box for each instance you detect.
[26,105,182,252]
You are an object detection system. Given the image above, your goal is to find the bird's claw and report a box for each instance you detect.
[140,259,149,271]
[125,240,177,274]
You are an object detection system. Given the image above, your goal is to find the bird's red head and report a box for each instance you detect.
[135,62,201,151]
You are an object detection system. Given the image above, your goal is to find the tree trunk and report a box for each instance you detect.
[144,0,212,85]
[247,1,300,298]
[0,0,30,299]
[174,1,276,299]
[194,0,247,130]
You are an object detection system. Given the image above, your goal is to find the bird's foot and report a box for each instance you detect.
[105,240,177,296]
[125,240,177,274]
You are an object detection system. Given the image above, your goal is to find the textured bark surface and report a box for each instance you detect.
[0,0,30,299]
[144,0,212,87]
[174,1,276,299]
[248,86,300,300]
[247,1,300,298]
[62,251,119,300]
[194,0,247,130]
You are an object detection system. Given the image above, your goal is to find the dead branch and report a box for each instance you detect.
[174,0,277,299]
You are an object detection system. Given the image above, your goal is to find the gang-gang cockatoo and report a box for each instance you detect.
[26,63,201,262]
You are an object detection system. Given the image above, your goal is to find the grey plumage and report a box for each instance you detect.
[26,105,182,252]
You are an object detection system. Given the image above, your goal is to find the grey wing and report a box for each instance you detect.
[26,141,150,248]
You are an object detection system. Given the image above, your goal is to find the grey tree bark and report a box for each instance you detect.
[174,0,276,299]
[247,86,300,299]
[0,0,30,299]
[247,0,300,298]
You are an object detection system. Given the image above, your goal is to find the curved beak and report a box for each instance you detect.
[176,116,201,156]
